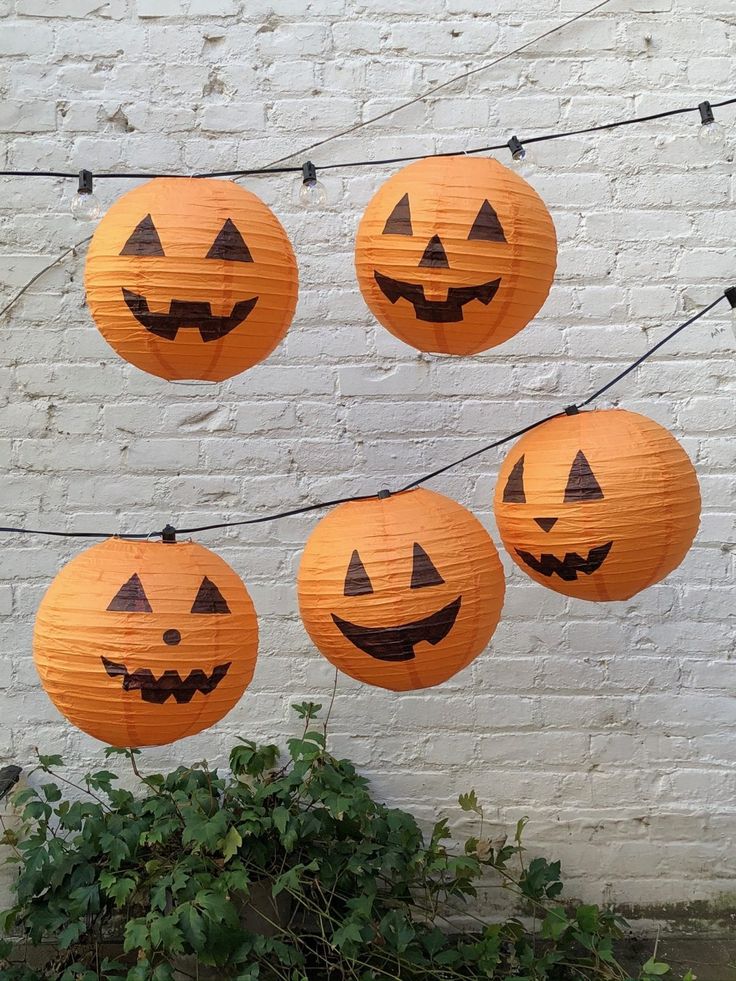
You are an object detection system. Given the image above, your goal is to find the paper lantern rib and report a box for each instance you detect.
[84,178,298,382]
[297,488,505,691]
[493,409,701,602]
[33,538,259,747]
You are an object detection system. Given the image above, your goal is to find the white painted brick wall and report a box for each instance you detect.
[0,0,735,921]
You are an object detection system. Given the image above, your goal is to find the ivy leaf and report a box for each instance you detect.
[222,825,242,862]
[123,917,150,953]
[57,921,86,949]
[178,904,207,952]
[332,920,364,949]
[642,958,671,976]
[272,806,290,835]
[100,873,137,908]
[541,907,569,941]
[458,790,480,814]
[149,914,185,954]
[576,904,600,933]
[291,701,322,719]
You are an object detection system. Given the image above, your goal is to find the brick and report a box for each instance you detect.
[0,22,54,54]
[0,100,55,132]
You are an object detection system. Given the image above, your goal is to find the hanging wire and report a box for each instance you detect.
[0,289,729,541]
[399,291,729,492]
[0,0,617,184]
[1,92,733,324]
[1,95,735,182]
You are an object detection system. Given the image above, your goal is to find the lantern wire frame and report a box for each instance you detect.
[0,288,731,542]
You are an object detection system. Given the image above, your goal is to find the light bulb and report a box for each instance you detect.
[70,191,102,221]
[297,159,327,208]
[698,120,727,149]
[506,135,534,177]
[298,178,327,208]
[514,147,535,178]
[731,306,736,343]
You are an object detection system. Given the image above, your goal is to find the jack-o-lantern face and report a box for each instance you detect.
[85,178,298,381]
[494,409,701,602]
[34,538,259,746]
[355,156,557,355]
[298,489,505,691]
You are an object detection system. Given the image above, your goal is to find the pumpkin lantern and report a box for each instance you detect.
[84,178,298,381]
[494,409,701,602]
[33,538,259,747]
[354,156,557,355]
[298,489,505,691]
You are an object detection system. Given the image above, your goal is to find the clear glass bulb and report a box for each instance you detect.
[731,305,736,343]
[297,178,327,208]
[71,191,102,221]
[512,146,535,178]
[698,120,727,149]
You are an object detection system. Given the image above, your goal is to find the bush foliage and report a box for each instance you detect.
[0,702,693,981]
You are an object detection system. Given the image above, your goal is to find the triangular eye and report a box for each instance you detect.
[467,200,506,243]
[205,219,253,262]
[107,573,152,613]
[502,456,526,504]
[564,451,604,502]
[344,550,373,596]
[411,543,445,589]
[119,215,165,256]
[382,194,413,236]
[191,577,231,614]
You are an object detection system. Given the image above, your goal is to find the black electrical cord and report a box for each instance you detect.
[0,289,731,542]
[0,96,734,181]
[401,291,729,492]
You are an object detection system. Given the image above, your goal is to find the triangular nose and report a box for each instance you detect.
[534,517,558,532]
[419,235,449,268]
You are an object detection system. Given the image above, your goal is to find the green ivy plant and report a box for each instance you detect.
[0,702,694,981]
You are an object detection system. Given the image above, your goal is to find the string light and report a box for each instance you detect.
[697,100,727,148]
[297,160,327,208]
[70,170,101,221]
[0,289,729,541]
[507,134,534,176]
[0,96,733,187]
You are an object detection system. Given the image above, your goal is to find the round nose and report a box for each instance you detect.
[419,235,450,268]
[534,517,559,532]
[163,629,181,646]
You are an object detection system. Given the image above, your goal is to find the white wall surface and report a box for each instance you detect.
[0,0,734,919]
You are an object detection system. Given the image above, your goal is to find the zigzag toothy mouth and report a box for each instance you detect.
[515,541,613,582]
[331,596,462,661]
[374,271,501,324]
[101,657,231,704]
[122,288,258,342]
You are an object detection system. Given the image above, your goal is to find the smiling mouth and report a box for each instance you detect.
[374,271,500,324]
[101,656,231,704]
[122,288,258,342]
[515,542,613,582]
[331,596,462,661]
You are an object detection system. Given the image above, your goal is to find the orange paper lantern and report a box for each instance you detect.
[494,409,701,602]
[33,538,258,747]
[354,156,557,355]
[85,178,298,381]
[298,489,505,691]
